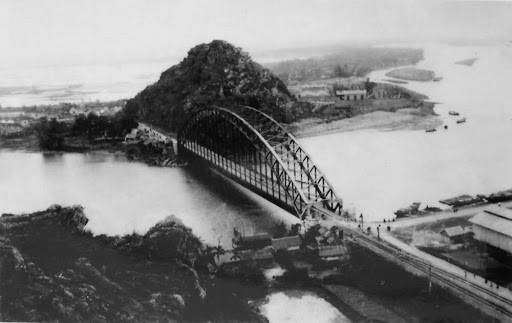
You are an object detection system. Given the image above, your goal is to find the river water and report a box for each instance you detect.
[260,290,349,323]
[300,42,512,221]
[0,151,299,247]
[1,42,509,320]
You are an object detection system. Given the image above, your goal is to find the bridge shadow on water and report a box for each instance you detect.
[180,160,299,237]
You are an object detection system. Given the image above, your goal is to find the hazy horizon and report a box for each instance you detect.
[1,0,511,70]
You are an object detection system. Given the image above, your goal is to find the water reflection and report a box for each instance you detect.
[260,290,350,323]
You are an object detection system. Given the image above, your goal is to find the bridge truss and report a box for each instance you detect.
[178,105,343,220]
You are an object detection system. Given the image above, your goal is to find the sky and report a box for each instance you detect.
[1,0,511,69]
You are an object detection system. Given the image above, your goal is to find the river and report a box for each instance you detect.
[300,42,512,221]
[0,151,300,247]
[1,41,510,321]
[0,151,341,321]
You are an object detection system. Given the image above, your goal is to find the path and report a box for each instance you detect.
[312,206,512,322]
[376,200,512,228]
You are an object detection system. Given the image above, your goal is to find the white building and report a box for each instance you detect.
[335,89,367,101]
[469,205,512,254]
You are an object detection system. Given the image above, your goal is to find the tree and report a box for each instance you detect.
[36,118,66,150]
[274,221,287,238]
[290,223,301,236]
[212,245,225,261]
[73,114,88,148]
[333,64,351,78]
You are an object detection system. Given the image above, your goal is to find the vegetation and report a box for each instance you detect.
[34,113,137,151]
[267,46,424,82]
[72,113,137,148]
[124,40,310,133]
[0,207,267,322]
[36,118,67,150]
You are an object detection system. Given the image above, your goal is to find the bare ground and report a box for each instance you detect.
[289,109,443,138]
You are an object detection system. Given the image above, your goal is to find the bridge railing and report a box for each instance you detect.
[178,105,344,219]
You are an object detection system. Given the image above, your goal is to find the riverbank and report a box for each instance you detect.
[0,133,182,168]
[290,107,442,138]
[0,205,267,322]
[258,241,493,322]
[320,243,492,322]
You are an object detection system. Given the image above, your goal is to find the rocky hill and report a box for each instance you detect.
[0,206,267,322]
[125,40,306,132]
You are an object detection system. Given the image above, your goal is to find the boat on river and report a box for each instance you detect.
[425,128,437,132]
[439,194,484,207]
[486,189,512,203]
[456,117,467,124]
[449,111,459,116]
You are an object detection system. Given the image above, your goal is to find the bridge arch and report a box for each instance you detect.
[178,105,343,219]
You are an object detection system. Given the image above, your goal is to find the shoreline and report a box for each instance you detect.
[290,109,442,138]
[0,135,184,168]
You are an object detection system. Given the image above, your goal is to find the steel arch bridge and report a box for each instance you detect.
[177,105,343,220]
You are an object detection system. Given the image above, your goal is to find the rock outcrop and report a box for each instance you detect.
[125,40,307,132]
[0,206,267,322]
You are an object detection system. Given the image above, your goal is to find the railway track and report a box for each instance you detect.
[314,207,512,320]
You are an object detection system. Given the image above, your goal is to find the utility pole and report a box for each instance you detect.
[428,264,432,297]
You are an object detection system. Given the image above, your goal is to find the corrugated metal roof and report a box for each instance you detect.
[241,233,271,243]
[440,226,465,237]
[335,90,367,95]
[469,212,512,238]
[483,205,512,221]
[272,236,301,250]
[318,245,346,257]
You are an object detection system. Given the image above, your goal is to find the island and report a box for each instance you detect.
[455,57,478,66]
[385,67,435,82]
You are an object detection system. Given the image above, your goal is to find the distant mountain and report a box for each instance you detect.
[125,40,305,132]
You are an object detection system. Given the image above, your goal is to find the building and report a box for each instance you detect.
[272,235,302,252]
[318,245,347,261]
[234,233,272,250]
[440,226,469,242]
[469,206,512,254]
[374,88,387,99]
[237,248,274,262]
[125,133,138,143]
[335,89,367,101]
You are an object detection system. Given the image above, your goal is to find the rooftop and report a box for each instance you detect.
[318,245,346,257]
[469,206,512,238]
[440,226,465,237]
[335,89,367,95]
[240,233,271,243]
[272,235,301,250]
[483,205,512,221]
